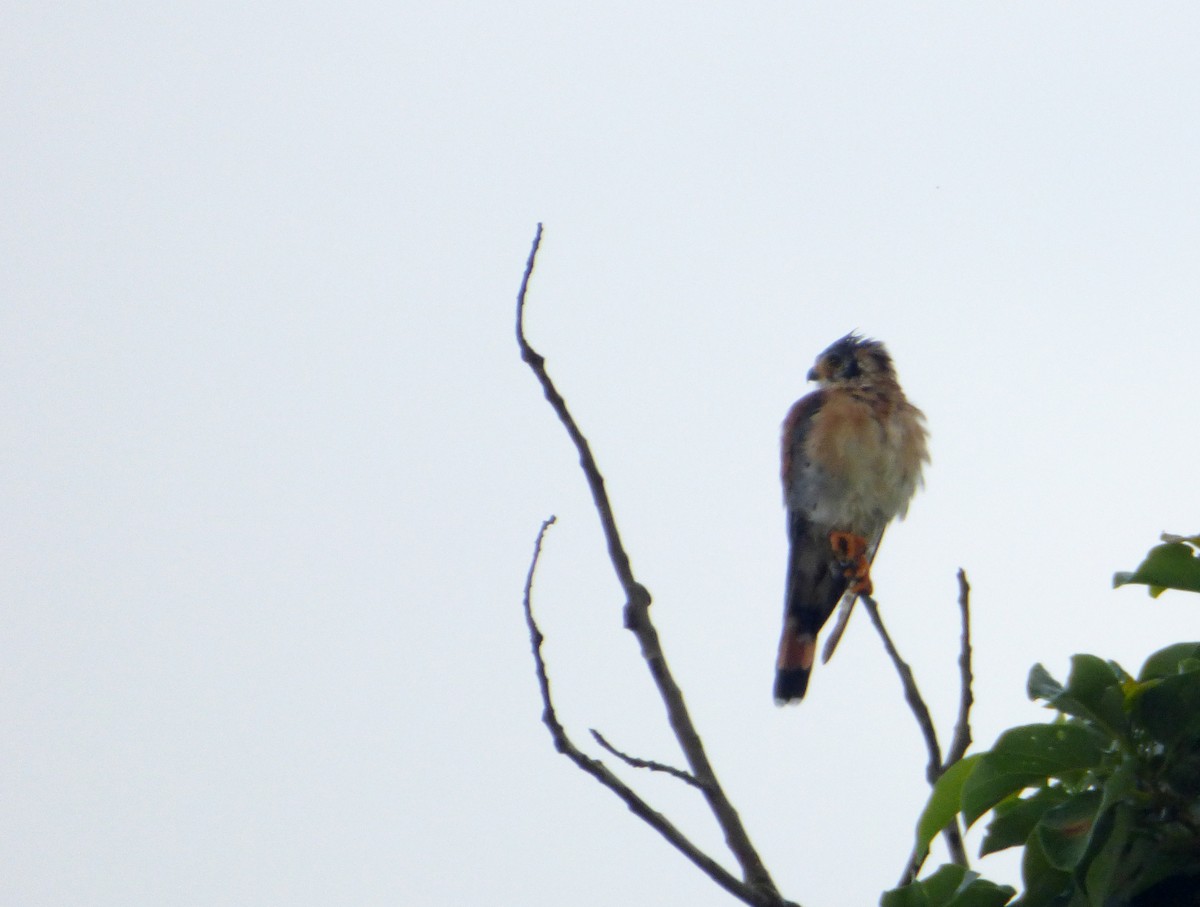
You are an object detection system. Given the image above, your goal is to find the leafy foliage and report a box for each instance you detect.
[1114,533,1200,597]
[893,645,1200,906]
[888,535,1200,907]
[880,864,1014,907]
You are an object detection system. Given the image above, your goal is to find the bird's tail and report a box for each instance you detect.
[774,617,815,703]
[774,517,863,704]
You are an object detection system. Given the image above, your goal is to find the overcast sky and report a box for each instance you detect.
[5,3,1200,905]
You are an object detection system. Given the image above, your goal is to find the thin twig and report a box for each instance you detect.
[860,594,942,783]
[516,225,793,906]
[590,729,709,791]
[521,518,766,905]
[523,516,561,742]
[861,594,969,881]
[944,570,974,768]
[900,571,976,885]
[516,224,639,597]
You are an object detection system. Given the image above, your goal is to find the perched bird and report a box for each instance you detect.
[775,333,928,704]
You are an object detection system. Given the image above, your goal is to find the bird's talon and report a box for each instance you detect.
[847,572,873,596]
[830,531,873,595]
[829,530,868,562]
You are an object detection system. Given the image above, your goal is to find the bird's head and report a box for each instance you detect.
[807,333,896,386]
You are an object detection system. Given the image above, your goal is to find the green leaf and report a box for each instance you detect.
[1027,664,1064,702]
[1011,829,1072,907]
[880,881,929,907]
[1134,669,1200,746]
[1081,802,1133,907]
[1029,656,1128,742]
[952,884,1017,907]
[1063,656,1128,740]
[962,725,1105,827]
[1097,812,1200,904]
[883,865,1017,907]
[1097,757,1137,815]
[945,878,1017,907]
[1161,532,1200,548]
[1106,834,1167,903]
[1064,655,1123,704]
[920,864,969,905]
[1113,542,1200,596]
[915,754,985,859]
[882,864,964,907]
[981,786,1071,856]
[1035,790,1102,871]
[1138,642,1200,681]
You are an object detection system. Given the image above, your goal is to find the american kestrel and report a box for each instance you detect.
[775,333,928,703]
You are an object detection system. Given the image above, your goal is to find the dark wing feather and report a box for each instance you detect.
[774,390,850,703]
[775,510,852,702]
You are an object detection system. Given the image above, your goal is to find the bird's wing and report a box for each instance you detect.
[780,390,825,503]
[775,390,854,702]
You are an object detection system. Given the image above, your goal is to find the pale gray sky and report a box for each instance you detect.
[4,3,1200,905]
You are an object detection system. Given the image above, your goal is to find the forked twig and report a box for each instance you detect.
[590,729,708,791]
[860,594,944,785]
[516,225,795,907]
[516,223,975,902]
[521,517,757,903]
[862,580,976,883]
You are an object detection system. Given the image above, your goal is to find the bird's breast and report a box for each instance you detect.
[791,392,926,531]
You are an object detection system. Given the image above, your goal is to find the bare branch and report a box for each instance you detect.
[590,729,708,791]
[861,594,969,883]
[860,594,942,783]
[522,515,562,742]
[516,223,640,596]
[516,226,794,906]
[944,570,975,768]
[896,571,978,883]
[521,518,791,907]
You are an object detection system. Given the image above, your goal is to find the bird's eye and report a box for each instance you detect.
[832,352,860,378]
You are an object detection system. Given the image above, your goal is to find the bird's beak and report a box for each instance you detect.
[806,367,819,382]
